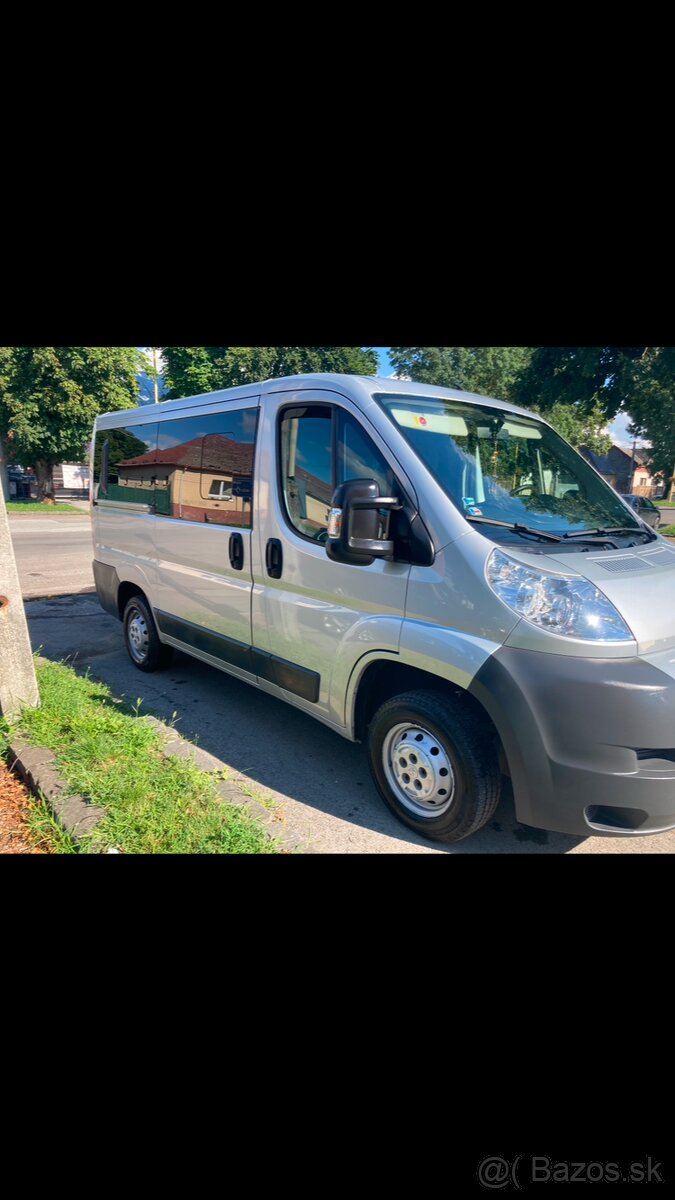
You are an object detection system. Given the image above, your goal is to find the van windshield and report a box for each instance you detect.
[377,394,643,539]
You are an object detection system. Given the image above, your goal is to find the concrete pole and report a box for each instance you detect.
[0,485,39,719]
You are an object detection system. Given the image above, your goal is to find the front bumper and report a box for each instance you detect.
[469,647,675,837]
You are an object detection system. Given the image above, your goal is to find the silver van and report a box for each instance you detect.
[91,374,675,843]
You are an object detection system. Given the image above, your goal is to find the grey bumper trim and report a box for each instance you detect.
[469,647,675,837]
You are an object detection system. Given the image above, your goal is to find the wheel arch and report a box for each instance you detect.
[117,579,148,621]
[350,655,508,774]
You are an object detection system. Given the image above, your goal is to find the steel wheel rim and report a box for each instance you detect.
[382,722,456,818]
[127,608,150,663]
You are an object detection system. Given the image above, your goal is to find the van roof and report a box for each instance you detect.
[95,373,539,427]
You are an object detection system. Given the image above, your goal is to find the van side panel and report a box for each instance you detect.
[93,509,157,607]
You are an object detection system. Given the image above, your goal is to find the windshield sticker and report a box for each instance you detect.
[467,506,482,516]
[462,497,475,507]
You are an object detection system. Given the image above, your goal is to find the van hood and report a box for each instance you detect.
[543,540,675,655]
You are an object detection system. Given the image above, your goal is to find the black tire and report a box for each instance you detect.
[123,595,173,672]
[367,689,501,843]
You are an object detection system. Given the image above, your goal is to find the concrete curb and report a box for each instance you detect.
[22,587,96,602]
[7,735,107,847]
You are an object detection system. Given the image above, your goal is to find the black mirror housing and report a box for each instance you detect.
[326,479,399,566]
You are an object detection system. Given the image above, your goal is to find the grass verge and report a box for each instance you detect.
[5,501,84,513]
[1,660,278,854]
[661,524,675,537]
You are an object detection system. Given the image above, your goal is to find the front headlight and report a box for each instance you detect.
[486,549,634,642]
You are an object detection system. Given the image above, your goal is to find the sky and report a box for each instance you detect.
[374,347,394,375]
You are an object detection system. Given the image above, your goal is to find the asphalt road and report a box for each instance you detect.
[24,594,675,855]
[8,516,94,599]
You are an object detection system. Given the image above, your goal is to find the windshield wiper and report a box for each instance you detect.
[563,526,655,544]
[466,516,562,543]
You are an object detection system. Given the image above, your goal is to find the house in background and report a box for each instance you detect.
[580,440,662,497]
[53,463,90,498]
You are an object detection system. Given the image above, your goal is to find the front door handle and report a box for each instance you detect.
[266,537,283,579]
[229,532,244,571]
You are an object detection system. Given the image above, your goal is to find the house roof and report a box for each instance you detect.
[582,442,652,475]
[120,435,254,476]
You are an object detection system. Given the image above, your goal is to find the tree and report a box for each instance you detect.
[532,401,611,454]
[619,348,675,491]
[162,347,380,399]
[514,346,646,418]
[388,347,533,402]
[516,346,675,490]
[0,347,144,501]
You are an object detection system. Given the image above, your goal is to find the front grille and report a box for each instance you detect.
[597,555,650,573]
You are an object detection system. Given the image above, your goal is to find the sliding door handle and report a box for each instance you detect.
[266,538,283,579]
[229,532,244,571]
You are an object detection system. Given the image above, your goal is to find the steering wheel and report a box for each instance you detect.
[315,529,328,544]
[510,484,535,496]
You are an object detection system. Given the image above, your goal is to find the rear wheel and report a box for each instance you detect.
[367,690,501,843]
[123,595,173,672]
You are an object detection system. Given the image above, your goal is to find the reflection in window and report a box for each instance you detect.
[379,394,643,535]
[280,407,395,541]
[208,480,233,501]
[337,410,393,496]
[155,409,258,526]
[95,424,159,504]
[281,408,333,540]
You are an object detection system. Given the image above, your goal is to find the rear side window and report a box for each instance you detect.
[94,424,159,503]
[156,408,258,526]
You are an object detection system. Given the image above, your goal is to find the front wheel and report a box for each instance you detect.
[123,595,173,672]
[367,690,501,843]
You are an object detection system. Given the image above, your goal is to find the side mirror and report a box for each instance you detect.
[326,479,400,566]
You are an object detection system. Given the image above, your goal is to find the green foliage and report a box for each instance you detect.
[516,346,675,485]
[513,347,642,418]
[162,346,380,399]
[4,501,83,513]
[620,347,675,481]
[12,660,278,855]
[0,347,143,470]
[388,347,533,402]
[531,401,612,454]
[23,796,79,854]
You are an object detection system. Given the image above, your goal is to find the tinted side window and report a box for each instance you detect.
[95,424,159,503]
[280,407,333,539]
[156,408,258,526]
[336,410,394,497]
